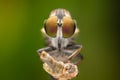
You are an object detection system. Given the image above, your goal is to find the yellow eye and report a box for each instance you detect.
[62,17,76,38]
[45,16,57,37]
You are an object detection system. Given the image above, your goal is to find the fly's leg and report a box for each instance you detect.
[67,47,82,60]
[37,46,56,55]
[66,44,82,49]
[65,45,83,65]
[68,50,83,65]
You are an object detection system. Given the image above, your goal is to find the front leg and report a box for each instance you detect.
[37,46,56,55]
[65,44,82,60]
[66,44,82,50]
[67,47,82,60]
[65,44,83,65]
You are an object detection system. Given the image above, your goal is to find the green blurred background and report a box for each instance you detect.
[0,0,119,80]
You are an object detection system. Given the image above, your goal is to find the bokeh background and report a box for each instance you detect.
[0,0,119,80]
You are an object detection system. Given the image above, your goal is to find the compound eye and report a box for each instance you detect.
[45,16,57,37]
[62,17,76,38]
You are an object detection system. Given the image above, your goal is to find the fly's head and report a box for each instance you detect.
[41,9,79,50]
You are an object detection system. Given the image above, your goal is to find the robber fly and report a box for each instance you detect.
[37,9,83,80]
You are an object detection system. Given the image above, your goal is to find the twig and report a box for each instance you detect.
[40,51,78,80]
